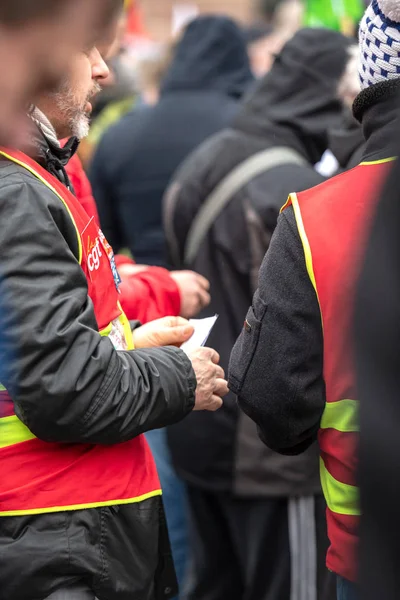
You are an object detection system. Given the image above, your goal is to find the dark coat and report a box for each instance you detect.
[328,108,365,172]
[89,15,253,266]
[229,81,397,478]
[164,28,352,496]
[355,83,400,600]
[0,126,196,600]
[0,283,10,390]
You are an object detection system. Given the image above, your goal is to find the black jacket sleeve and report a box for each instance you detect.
[228,207,325,455]
[0,165,196,445]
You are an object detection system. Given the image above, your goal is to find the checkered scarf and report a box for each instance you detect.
[359,0,400,88]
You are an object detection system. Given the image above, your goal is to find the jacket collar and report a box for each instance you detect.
[353,79,400,163]
[328,109,365,169]
[26,107,79,190]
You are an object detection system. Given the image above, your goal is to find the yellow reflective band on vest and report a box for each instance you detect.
[319,400,360,516]
[0,315,134,450]
[285,192,361,520]
[99,312,134,351]
[0,415,36,448]
[320,457,360,516]
[118,303,135,350]
[320,399,359,433]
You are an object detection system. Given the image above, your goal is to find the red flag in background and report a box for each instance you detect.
[125,0,149,38]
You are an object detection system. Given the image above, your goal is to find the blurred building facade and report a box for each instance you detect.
[142,0,253,40]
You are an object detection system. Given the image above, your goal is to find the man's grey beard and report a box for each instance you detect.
[54,82,101,140]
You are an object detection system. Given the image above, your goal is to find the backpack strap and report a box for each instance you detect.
[184,146,307,265]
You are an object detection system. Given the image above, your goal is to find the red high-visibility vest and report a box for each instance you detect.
[0,148,161,516]
[282,156,395,582]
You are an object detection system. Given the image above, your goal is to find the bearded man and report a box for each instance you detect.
[0,0,125,145]
[0,46,227,600]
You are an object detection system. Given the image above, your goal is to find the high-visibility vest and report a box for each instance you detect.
[282,156,395,582]
[0,148,161,516]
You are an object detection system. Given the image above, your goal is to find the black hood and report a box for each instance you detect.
[161,15,253,98]
[328,108,364,169]
[233,28,353,164]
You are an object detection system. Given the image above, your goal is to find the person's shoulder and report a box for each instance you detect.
[0,157,75,212]
[177,128,239,182]
[101,103,150,140]
[0,158,37,187]
[0,159,76,241]
[285,161,326,189]
[0,159,58,210]
[296,162,365,199]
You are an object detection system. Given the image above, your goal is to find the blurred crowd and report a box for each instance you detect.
[0,1,399,600]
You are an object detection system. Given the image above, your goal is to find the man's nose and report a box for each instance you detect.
[92,47,110,81]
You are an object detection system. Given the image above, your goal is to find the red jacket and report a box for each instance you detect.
[66,152,181,323]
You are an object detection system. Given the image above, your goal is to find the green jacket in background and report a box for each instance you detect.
[304,0,364,36]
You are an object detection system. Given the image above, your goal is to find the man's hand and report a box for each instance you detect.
[187,347,228,412]
[170,271,211,318]
[133,316,194,349]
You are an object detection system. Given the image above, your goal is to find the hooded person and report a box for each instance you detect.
[89,15,253,267]
[229,1,400,599]
[163,28,352,600]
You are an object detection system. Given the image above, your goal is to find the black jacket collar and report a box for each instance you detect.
[353,79,400,163]
[34,126,79,190]
[22,118,79,191]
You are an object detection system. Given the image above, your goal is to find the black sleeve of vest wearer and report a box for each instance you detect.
[0,173,196,445]
[229,207,326,455]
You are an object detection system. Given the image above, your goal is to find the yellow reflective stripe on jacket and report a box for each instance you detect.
[0,489,162,517]
[99,312,134,351]
[320,399,359,433]
[0,316,134,450]
[0,415,36,448]
[284,191,360,518]
[359,156,396,166]
[282,193,324,335]
[288,192,318,295]
[0,317,134,451]
[320,457,360,516]
[100,322,113,337]
[118,305,134,350]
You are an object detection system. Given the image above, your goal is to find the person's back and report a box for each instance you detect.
[163,27,353,600]
[229,2,400,597]
[230,109,395,600]
[90,15,253,266]
[164,27,352,489]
